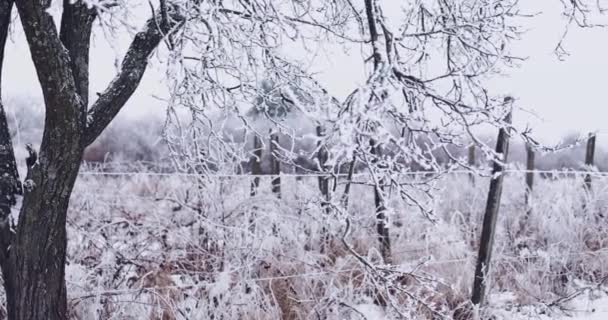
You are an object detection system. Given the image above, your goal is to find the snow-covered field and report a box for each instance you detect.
[13,169,606,319]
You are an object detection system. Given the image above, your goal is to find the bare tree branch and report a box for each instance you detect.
[84,4,185,146]
[60,0,97,107]
[15,0,84,125]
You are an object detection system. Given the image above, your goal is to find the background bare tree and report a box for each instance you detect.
[165,0,533,316]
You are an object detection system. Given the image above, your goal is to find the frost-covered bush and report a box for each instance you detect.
[0,169,599,319]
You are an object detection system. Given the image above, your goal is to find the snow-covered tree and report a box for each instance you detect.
[0,0,600,318]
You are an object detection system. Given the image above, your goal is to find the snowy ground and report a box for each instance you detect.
[497,294,608,320]
[356,293,608,319]
[5,169,606,319]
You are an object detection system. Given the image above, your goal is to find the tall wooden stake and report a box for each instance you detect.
[584,133,596,195]
[250,135,262,196]
[270,132,281,199]
[471,108,512,306]
[317,126,331,252]
[468,144,476,184]
[316,126,331,213]
[340,155,356,209]
[525,143,535,216]
[248,135,263,232]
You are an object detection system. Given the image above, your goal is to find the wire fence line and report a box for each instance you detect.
[67,166,608,310]
[67,247,608,302]
[77,169,608,178]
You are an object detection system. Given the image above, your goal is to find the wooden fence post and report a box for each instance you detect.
[468,144,476,184]
[317,126,331,252]
[525,142,535,215]
[471,108,512,306]
[316,126,331,212]
[250,135,262,197]
[584,133,596,195]
[270,132,281,199]
[340,155,357,209]
[248,135,263,232]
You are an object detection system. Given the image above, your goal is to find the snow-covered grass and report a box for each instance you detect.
[8,169,607,319]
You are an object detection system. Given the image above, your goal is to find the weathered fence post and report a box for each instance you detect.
[340,155,356,209]
[317,125,332,252]
[316,126,331,212]
[370,139,392,265]
[270,132,281,199]
[248,135,263,232]
[471,105,512,306]
[525,142,535,215]
[468,144,476,184]
[584,133,596,195]
[250,135,262,196]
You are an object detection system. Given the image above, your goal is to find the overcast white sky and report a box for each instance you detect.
[3,2,608,145]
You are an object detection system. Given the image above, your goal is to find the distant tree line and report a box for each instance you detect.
[5,98,602,173]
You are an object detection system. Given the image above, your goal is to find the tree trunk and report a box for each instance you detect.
[371,139,391,265]
[0,1,21,317]
[0,0,182,318]
[5,0,88,316]
[6,165,81,319]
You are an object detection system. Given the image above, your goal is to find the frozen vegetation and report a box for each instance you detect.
[2,167,599,319]
[1,1,607,319]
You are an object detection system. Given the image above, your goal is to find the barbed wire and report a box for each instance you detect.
[68,248,608,301]
[76,169,608,178]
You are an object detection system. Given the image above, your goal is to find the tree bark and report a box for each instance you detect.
[7,1,88,317]
[363,0,392,265]
[0,2,20,318]
[371,139,391,264]
[59,0,96,107]
[0,1,184,318]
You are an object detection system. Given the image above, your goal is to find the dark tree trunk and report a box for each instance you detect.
[371,139,391,264]
[7,160,82,319]
[0,2,20,318]
[363,0,391,265]
[0,1,184,318]
[9,1,88,316]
